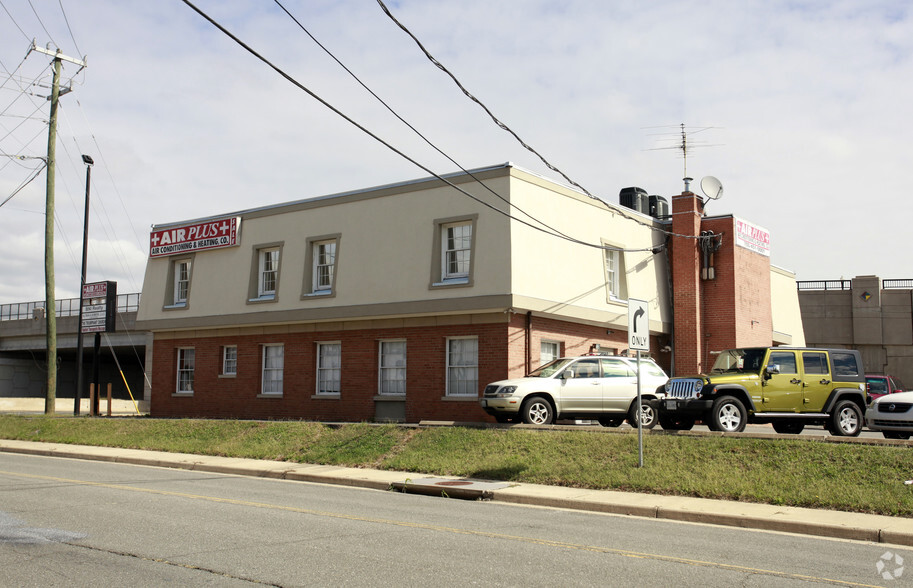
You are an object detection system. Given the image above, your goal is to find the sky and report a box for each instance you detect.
[1,0,911,305]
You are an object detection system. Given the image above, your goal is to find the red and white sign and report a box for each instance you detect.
[81,280,115,334]
[149,217,240,258]
[735,218,770,257]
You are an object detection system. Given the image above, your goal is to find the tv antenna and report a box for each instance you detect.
[645,123,721,186]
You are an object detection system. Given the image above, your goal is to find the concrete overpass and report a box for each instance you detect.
[0,294,149,414]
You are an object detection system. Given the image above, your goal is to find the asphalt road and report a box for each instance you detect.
[1,452,907,587]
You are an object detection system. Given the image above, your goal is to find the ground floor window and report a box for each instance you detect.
[261,344,284,395]
[317,342,341,395]
[379,340,406,395]
[540,340,560,365]
[176,348,194,394]
[446,337,478,397]
[221,345,237,376]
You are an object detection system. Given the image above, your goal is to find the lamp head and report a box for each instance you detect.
[81,154,94,166]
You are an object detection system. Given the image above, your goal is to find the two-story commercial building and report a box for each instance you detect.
[136,163,803,422]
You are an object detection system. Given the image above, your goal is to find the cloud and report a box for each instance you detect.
[1,0,912,307]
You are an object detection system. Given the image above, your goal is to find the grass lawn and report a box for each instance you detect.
[1,415,912,517]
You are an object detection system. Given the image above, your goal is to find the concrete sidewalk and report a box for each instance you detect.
[2,438,912,547]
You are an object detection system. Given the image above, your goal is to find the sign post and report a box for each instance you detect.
[79,281,116,415]
[628,298,650,467]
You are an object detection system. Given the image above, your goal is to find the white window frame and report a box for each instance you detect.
[261,344,284,396]
[173,259,191,305]
[378,340,406,396]
[176,348,195,394]
[221,345,237,377]
[603,246,627,301]
[540,340,560,365]
[442,221,472,280]
[317,342,341,396]
[259,248,280,298]
[446,337,478,397]
[313,240,336,292]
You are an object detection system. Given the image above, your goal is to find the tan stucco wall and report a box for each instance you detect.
[770,265,805,346]
[506,169,670,333]
[137,165,671,335]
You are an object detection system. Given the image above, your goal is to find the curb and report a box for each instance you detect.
[2,439,913,547]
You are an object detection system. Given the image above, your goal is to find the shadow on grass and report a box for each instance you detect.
[468,464,527,481]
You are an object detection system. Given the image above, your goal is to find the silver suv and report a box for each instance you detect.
[480,355,669,427]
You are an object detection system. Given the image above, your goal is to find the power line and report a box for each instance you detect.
[181,0,656,254]
[27,0,58,50]
[57,0,82,58]
[272,0,579,246]
[374,0,704,243]
[0,0,32,43]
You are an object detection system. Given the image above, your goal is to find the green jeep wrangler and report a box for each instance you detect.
[656,347,867,436]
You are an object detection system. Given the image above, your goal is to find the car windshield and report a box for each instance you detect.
[527,358,576,378]
[711,348,767,374]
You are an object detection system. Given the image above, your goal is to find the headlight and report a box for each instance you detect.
[693,381,703,392]
[664,382,671,392]
[496,386,517,398]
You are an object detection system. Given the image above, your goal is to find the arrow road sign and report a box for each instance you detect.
[628,299,649,351]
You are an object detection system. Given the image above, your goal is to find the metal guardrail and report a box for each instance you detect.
[797,279,913,291]
[796,280,852,291]
[0,293,141,321]
[883,279,913,289]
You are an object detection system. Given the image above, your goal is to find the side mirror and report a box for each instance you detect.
[559,370,573,380]
[765,364,780,377]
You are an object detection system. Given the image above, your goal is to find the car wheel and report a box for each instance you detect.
[658,414,695,431]
[521,396,554,425]
[597,416,624,427]
[709,396,747,433]
[828,400,862,437]
[883,432,911,440]
[627,400,658,429]
[772,421,805,435]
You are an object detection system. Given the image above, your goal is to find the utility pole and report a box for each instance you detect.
[31,43,86,415]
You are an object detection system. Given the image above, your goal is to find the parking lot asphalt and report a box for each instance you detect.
[2,437,912,547]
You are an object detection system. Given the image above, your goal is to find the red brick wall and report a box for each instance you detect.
[150,313,669,422]
[670,191,704,375]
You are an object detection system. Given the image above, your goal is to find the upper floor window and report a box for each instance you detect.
[176,348,195,394]
[174,259,191,304]
[443,222,472,280]
[302,234,340,299]
[164,254,194,309]
[259,248,279,297]
[249,243,283,303]
[603,246,627,301]
[431,216,477,288]
[314,240,336,291]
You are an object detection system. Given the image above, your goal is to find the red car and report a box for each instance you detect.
[865,374,906,403]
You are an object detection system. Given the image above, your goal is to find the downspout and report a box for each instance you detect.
[526,311,532,374]
[663,238,675,376]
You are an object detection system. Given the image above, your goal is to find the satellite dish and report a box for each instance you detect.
[700,176,724,200]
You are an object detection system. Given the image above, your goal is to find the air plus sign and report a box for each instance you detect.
[150,233,160,246]
[219,221,230,235]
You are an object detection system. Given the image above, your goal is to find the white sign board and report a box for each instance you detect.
[735,218,770,257]
[628,298,650,351]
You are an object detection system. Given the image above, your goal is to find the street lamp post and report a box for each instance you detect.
[74,154,94,415]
